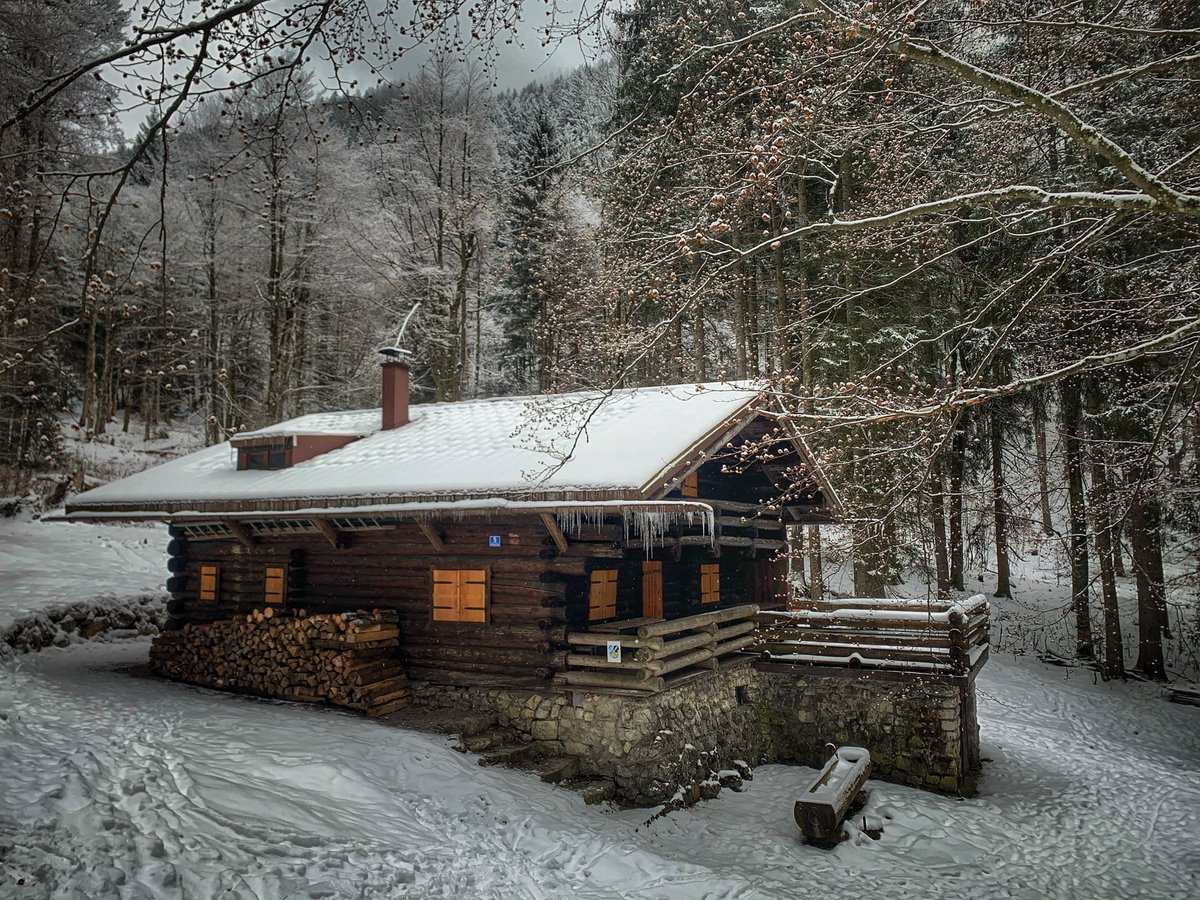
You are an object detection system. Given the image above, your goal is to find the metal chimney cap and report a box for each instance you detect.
[377,346,410,360]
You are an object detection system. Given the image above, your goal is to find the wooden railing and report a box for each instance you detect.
[754,595,989,676]
[555,603,760,694]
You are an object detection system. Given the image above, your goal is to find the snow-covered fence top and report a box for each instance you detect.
[754,595,989,675]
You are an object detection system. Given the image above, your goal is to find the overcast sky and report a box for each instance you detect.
[114,0,603,136]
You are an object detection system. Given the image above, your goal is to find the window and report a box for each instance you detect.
[264,566,287,605]
[642,560,663,619]
[198,565,220,602]
[432,568,488,622]
[236,440,291,470]
[589,569,618,621]
[701,563,720,605]
[680,471,699,498]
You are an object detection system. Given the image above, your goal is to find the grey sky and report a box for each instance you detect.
[114,0,603,136]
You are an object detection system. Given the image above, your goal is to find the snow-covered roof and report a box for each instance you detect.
[67,382,766,517]
[233,409,379,440]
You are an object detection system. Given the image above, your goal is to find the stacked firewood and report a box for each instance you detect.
[149,608,410,717]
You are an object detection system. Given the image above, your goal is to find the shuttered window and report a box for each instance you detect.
[198,565,219,602]
[642,560,663,619]
[588,569,618,621]
[701,563,720,605]
[681,471,699,498]
[264,566,287,605]
[432,569,488,622]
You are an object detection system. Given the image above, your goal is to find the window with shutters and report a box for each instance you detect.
[642,560,663,619]
[432,568,489,622]
[680,471,699,498]
[198,565,219,602]
[588,569,618,621]
[701,562,720,604]
[264,566,287,605]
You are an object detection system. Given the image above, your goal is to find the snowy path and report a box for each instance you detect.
[2,642,1197,899]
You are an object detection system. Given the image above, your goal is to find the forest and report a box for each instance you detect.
[1,0,1197,682]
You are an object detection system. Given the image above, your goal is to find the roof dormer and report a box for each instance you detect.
[231,432,362,470]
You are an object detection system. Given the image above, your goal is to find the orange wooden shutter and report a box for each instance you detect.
[701,563,720,604]
[458,569,488,623]
[198,565,219,602]
[433,569,488,622]
[264,566,287,605]
[681,471,699,498]
[642,560,663,619]
[432,569,460,621]
[589,570,618,621]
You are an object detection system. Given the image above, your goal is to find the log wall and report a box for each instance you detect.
[164,514,790,686]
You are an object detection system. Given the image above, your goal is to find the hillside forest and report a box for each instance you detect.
[0,1,1197,680]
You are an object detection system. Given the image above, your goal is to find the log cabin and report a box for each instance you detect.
[64,361,838,705]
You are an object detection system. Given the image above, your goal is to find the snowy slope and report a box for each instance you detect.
[0,517,167,632]
[1,641,1196,899]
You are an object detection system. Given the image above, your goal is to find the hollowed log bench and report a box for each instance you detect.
[794,746,872,846]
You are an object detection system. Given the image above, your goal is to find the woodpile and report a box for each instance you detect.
[149,608,410,717]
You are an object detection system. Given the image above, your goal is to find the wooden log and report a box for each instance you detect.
[794,747,872,845]
[567,632,664,651]
[405,660,553,680]
[713,620,757,642]
[539,513,569,553]
[647,647,714,676]
[565,653,656,677]
[637,604,759,639]
[756,642,954,669]
[368,696,412,717]
[556,670,665,692]
[756,628,954,651]
[417,519,445,551]
[713,634,757,657]
[635,629,714,662]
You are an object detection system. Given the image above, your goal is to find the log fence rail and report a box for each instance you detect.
[557,603,761,694]
[755,595,989,676]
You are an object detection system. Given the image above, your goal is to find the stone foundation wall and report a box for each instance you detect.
[757,666,980,793]
[413,661,981,805]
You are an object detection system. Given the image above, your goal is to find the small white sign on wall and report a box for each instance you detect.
[607,641,622,663]
[488,535,501,547]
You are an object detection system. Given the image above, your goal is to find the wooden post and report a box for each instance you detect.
[225,519,257,550]
[417,519,445,552]
[313,517,341,549]
[539,513,569,553]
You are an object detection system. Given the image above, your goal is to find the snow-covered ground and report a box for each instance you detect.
[1,640,1196,898]
[0,517,166,633]
[0,520,1197,897]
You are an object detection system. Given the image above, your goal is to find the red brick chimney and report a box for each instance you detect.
[381,360,410,430]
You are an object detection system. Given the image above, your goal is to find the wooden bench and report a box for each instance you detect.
[794,746,872,845]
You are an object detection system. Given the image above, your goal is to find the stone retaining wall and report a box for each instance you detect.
[1,594,164,658]
[413,660,981,806]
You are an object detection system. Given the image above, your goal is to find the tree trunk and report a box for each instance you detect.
[1060,378,1094,658]
[1130,489,1168,680]
[948,418,967,592]
[1032,387,1055,535]
[930,454,951,597]
[990,404,1012,598]
[1085,379,1124,679]
[692,295,706,381]
[853,522,888,598]
[790,523,806,587]
[807,525,823,603]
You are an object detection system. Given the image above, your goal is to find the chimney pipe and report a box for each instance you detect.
[381,360,410,430]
